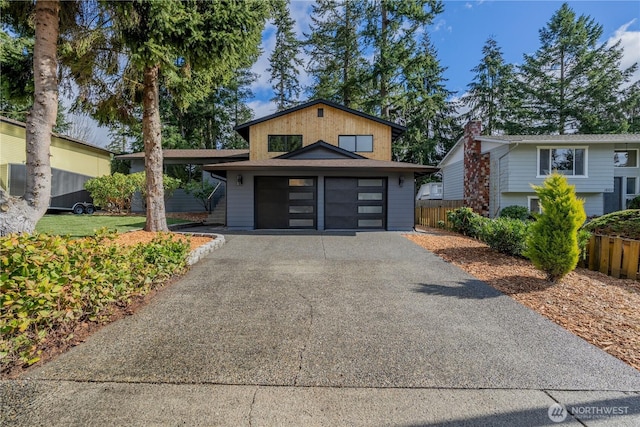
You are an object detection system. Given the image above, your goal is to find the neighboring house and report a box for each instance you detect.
[204,99,436,230]
[0,116,112,206]
[439,121,640,217]
[116,149,249,215]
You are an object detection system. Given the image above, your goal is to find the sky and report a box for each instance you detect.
[77,0,640,148]
[248,0,640,118]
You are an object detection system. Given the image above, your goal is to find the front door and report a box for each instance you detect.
[603,177,623,214]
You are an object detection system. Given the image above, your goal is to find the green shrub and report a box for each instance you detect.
[524,173,586,283]
[0,231,189,371]
[479,218,530,257]
[499,205,533,221]
[582,209,640,240]
[577,229,592,262]
[628,196,640,209]
[184,180,217,212]
[446,207,488,238]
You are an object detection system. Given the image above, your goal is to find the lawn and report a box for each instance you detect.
[36,214,190,238]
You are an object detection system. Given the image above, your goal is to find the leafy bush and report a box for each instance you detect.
[446,207,488,238]
[479,218,530,257]
[524,173,586,283]
[628,196,640,209]
[0,231,189,371]
[85,172,183,213]
[499,205,533,221]
[582,209,640,240]
[184,180,217,212]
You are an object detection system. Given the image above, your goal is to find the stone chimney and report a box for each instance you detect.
[463,121,490,216]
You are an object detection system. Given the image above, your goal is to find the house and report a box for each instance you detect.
[204,99,436,230]
[0,116,112,205]
[116,149,249,215]
[439,121,640,217]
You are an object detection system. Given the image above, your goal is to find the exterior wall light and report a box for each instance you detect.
[236,174,243,186]
[399,175,405,187]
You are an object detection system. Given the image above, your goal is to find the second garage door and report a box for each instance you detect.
[325,177,387,229]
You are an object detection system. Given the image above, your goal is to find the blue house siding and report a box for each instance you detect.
[499,192,603,217]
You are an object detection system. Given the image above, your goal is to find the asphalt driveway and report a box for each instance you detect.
[2,232,640,426]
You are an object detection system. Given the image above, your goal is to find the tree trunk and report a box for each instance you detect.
[0,0,59,236]
[142,64,168,232]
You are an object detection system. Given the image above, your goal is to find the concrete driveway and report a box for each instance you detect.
[2,232,640,426]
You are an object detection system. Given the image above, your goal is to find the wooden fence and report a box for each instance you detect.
[416,199,465,209]
[586,234,640,280]
[415,206,458,229]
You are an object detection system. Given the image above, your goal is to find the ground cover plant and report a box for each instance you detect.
[36,214,190,238]
[582,209,640,240]
[0,230,190,373]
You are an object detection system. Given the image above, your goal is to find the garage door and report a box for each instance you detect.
[325,178,386,229]
[255,177,317,229]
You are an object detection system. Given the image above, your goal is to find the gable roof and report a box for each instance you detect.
[234,99,407,142]
[275,140,365,160]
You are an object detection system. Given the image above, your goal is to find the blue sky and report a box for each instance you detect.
[78,1,639,147]
[248,0,640,117]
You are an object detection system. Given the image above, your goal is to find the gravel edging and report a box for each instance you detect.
[176,232,225,265]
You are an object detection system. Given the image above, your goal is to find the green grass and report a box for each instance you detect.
[36,214,190,238]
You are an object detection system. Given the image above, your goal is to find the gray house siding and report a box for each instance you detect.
[442,161,464,200]
[505,143,614,193]
[499,192,603,217]
[225,169,415,231]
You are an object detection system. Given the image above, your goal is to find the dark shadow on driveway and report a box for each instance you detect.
[400,394,640,427]
[413,280,503,299]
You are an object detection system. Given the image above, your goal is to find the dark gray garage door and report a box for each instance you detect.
[325,177,386,229]
[255,177,317,229]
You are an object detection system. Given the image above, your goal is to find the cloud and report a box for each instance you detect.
[465,3,473,9]
[433,19,452,33]
[607,19,640,84]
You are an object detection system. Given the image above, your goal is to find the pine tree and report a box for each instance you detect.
[519,2,638,134]
[393,34,460,165]
[268,0,302,111]
[462,37,518,136]
[362,0,443,119]
[305,0,368,108]
[525,173,586,283]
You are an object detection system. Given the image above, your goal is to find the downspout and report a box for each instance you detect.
[494,142,519,217]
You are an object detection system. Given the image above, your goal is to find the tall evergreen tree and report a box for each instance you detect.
[305,0,368,109]
[462,37,518,135]
[268,0,302,111]
[362,0,443,119]
[393,34,459,165]
[96,0,268,231]
[519,2,638,134]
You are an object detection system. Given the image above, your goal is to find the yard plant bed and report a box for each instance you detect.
[405,228,640,371]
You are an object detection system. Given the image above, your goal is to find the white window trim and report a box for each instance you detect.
[626,176,638,195]
[528,196,541,213]
[536,146,588,178]
[614,149,639,168]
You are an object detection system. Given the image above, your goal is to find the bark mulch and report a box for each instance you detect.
[404,227,640,372]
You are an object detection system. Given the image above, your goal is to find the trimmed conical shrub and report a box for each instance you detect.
[524,173,586,283]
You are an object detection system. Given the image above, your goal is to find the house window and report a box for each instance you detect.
[614,149,638,167]
[627,177,637,195]
[339,135,373,152]
[268,135,302,152]
[528,197,541,214]
[538,147,586,177]
[317,108,324,117]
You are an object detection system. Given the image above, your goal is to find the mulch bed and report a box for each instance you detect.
[405,227,640,372]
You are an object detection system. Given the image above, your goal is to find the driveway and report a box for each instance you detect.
[2,232,640,426]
